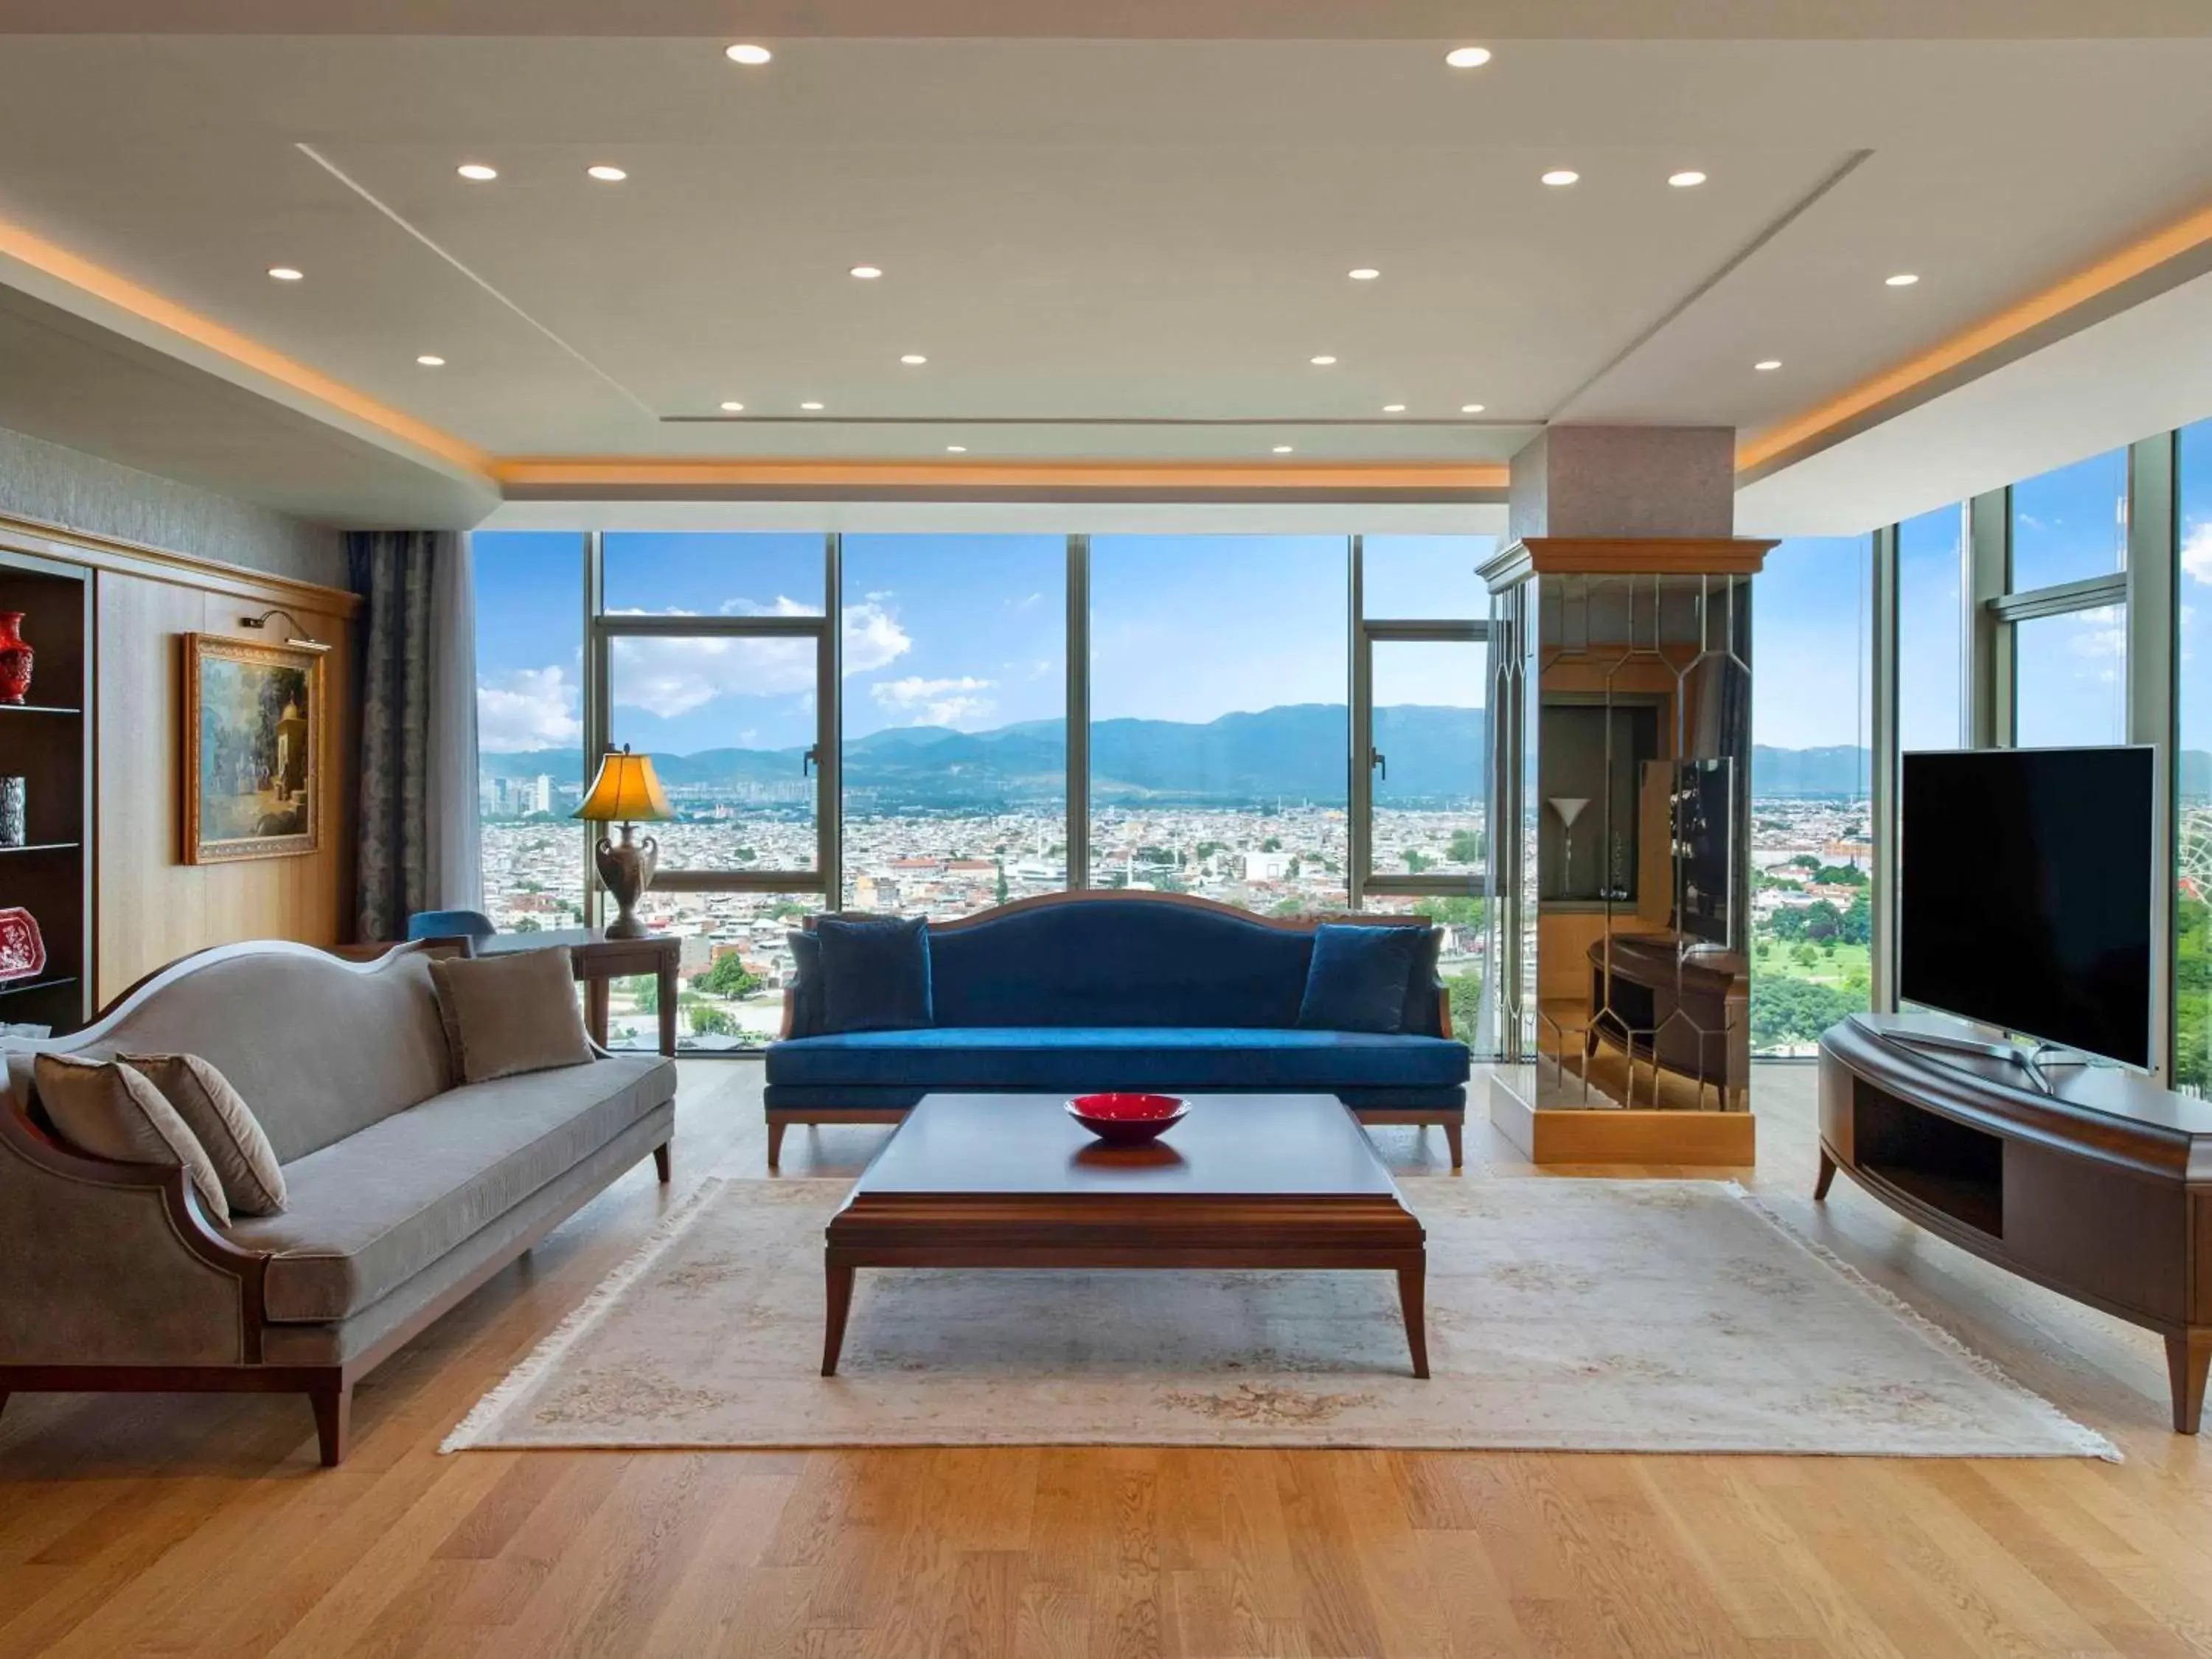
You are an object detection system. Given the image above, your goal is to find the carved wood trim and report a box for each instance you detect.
[0,512,361,617]
[803,888,1436,939]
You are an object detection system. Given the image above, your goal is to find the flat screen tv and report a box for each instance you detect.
[1899,746,2154,1068]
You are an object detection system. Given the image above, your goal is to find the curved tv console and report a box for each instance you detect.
[1818,1012,2211,1433]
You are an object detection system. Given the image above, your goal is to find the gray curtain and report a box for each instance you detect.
[350,530,480,940]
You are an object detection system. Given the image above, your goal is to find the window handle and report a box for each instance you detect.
[1371,748,1388,782]
[802,744,819,778]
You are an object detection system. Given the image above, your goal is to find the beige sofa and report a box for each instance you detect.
[0,939,676,1465]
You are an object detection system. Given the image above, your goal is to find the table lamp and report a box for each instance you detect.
[576,745,674,939]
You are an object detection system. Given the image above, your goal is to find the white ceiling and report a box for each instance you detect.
[0,19,2207,526]
[10,1,2212,39]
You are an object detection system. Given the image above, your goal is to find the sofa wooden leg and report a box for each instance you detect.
[1815,1149,1838,1200]
[767,1119,787,1169]
[1444,1119,1464,1169]
[310,1382,351,1467]
[653,1142,672,1183]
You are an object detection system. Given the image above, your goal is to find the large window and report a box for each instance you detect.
[2011,448,2127,592]
[1355,536,1495,1042]
[475,529,1515,1052]
[473,532,585,933]
[596,534,834,1051]
[839,535,1066,916]
[1088,536,1351,914]
[1897,505,1965,751]
[2007,451,2129,748]
[2178,422,2212,1090]
[1750,536,1873,1057]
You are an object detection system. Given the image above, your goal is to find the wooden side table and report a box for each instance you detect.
[477,928,681,1057]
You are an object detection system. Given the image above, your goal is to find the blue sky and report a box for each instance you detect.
[478,438,2211,760]
[473,531,1492,754]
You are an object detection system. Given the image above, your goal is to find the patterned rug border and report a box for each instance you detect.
[441,1174,2120,1460]
[1722,1183,2118,1461]
[440,1175,749,1454]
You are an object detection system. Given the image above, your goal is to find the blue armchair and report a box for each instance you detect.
[404,908,496,953]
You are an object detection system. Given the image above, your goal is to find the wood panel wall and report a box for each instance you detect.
[0,515,361,1007]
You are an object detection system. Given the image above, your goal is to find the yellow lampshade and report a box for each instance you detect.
[575,747,674,823]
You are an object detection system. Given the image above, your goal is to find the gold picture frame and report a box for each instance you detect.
[184,632,325,864]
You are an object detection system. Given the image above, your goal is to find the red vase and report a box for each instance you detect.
[0,613,29,706]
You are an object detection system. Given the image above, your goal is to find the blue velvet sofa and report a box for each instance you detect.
[765,892,1471,1166]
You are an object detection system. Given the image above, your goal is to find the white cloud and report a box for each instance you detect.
[871,674,996,728]
[2183,521,2212,586]
[843,602,912,675]
[606,600,911,718]
[477,667,581,751]
[2067,613,2126,661]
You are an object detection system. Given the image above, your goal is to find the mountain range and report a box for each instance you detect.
[481,709,2212,807]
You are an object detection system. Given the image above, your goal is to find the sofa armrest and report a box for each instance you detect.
[779,987,797,1040]
[1435,980,1453,1041]
[0,1099,269,1368]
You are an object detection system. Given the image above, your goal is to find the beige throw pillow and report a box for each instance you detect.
[122,1053,287,1217]
[33,1053,232,1226]
[429,947,596,1085]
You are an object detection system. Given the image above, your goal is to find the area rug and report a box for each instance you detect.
[442,1177,2116,1458]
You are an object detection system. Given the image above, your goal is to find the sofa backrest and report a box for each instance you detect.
[926,896,1317,1029]
[7,942,453,1165]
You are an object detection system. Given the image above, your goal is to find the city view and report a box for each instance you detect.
[478,723,1872,1058]
[479,707,1490,1051]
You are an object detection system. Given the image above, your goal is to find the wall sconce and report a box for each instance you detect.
[240,608,331,654]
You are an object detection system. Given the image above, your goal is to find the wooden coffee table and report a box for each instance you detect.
[821,1092,1428,1378]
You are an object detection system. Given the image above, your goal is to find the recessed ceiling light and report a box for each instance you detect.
[1460,403,1485,414]
[1273,445,1295,454]
[1444,46,1492,68]
[586,164,627,182]
[900,354,928,366]
[1754,359,1782,372]
[946,445,967,453]
[1885,272,1920,287]
[1668,170,1708,188]
[725,43,773,65]
[1383,403,1407,413]
[849,265,883,279]
[416,355,446,367]
[800,401,824,411]
[266,266,303,282]
[1348,268,1380,281]
[456,163,498,181]
[1310,355,1338,366]
[720,400,745,412]
[1541,170,1579,187]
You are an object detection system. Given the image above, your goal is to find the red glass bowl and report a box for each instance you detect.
[1066,1092,1189,1144]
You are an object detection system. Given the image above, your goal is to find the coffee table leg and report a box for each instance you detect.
[1397,1262,1430,1380]
[822,1263,855,1377]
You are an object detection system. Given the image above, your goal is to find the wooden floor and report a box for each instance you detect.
[1,1064,2208,1658]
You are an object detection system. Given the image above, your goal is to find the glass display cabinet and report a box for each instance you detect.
[1482,538,1772,1164]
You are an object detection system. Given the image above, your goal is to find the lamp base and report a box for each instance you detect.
[594,823,659,941]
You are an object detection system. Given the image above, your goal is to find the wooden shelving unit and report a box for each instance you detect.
[0,550,92,1034]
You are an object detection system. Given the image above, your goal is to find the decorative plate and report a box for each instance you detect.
[0,908,46,984]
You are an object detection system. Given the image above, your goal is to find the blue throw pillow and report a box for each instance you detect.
[1297,924,1427,1034]
[814,916,934,1034]
[1398,924,1446,1034]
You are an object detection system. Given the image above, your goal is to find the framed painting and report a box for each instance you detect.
[184,632,326,863]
